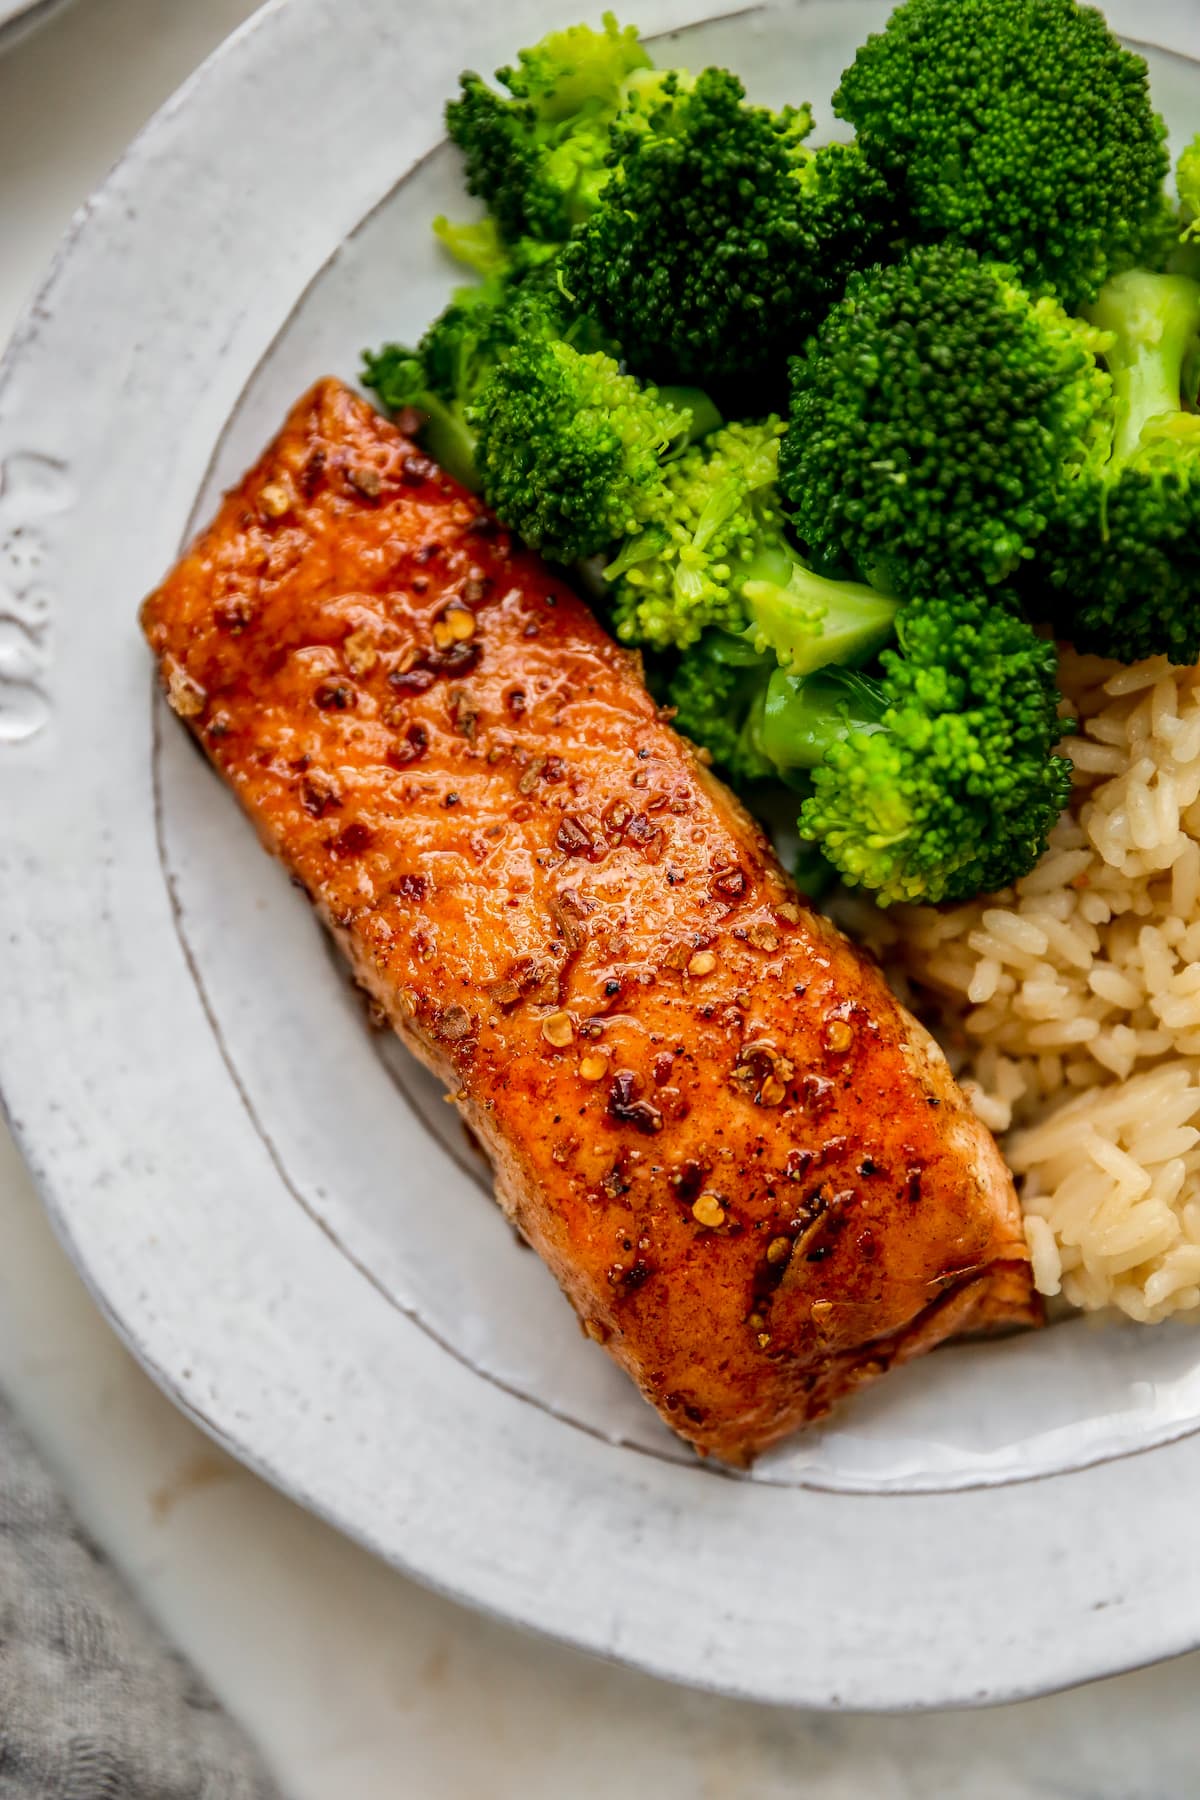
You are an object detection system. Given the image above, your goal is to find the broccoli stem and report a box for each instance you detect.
[749,665,886,775]
[1086,270,1200,465]
[741,554,899,675]
[413,395,482,492]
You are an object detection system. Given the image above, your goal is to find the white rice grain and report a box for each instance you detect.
[874,650,1200,1323]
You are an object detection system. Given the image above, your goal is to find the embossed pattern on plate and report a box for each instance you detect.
[0,453,71,742]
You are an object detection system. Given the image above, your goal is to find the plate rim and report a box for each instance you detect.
[0,0,77,54]
[5,0,1200,1711]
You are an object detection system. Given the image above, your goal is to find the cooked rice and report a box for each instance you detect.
[849,648,1200,1323]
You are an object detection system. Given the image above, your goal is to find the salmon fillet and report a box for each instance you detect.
[142,378,1037,1464]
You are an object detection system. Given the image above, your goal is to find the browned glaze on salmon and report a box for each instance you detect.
[141,379,1037,1464]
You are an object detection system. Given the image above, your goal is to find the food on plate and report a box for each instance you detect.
[145,0,1200,1452]
[140,379,1036,1463]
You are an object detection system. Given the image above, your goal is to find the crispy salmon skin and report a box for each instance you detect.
[141,378,1036,1464]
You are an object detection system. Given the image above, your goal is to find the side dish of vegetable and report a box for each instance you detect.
[364,0,1200,910]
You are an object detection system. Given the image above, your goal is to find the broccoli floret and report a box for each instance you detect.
[606,421,785,650]
[364,244,720,560]
[604,419,784,650]
[798,596,1072,906]
[362,259,568,490]
[1166,137,1200,282]
[666,591,895,784]
[780,244,1112,599]
[833,0,1169,309]
[561,67,898,384]
[670,588,1069,906]
[606,416,900,664]
[667,588,897,780]
[445,15,655,243]
[430,214,513,276]
[659,505,898,779]
[1030,269,1200,664]
[472,339,705,562]
[1179,135,1200,242]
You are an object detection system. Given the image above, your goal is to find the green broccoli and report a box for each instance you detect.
[667,607,897,783]
[833,0,1169,309]
[668,648,887,840]
[780,243,1112,600]
[751,665,887,781]
[471,339,709,561]
[364,241,722,561]
[1179,135,1200,242]
[604,419,788,649]
[445,15,658,244]
[428,214,560,278]
[671,592,1070,906]
[667,634,886,792]
[361,256,568,489]
[796,596,1072,905]
[739,556,899,678]
[561,67,898,384]
[603,417,893,663]
[1029,268,1200,665]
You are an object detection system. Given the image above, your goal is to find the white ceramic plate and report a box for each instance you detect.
[3,0,1200,1711]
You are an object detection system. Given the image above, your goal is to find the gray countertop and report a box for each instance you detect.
[3,1,1200,1792]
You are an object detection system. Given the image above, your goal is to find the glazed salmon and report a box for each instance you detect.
[141,378,1037,1464]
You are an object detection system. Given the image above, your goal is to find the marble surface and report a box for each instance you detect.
[3,1,1200,1793]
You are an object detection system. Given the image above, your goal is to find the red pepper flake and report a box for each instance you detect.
[314,677,356,711]
[333,821,372,858]
[712,865,747,901]
[556,814,605,860]
[298,447,326,497]
[607,1069,663,1135]
[386,725,428,770]
[670,1159,707,1202]
[401,453,437,486]
[300,771,340,818]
